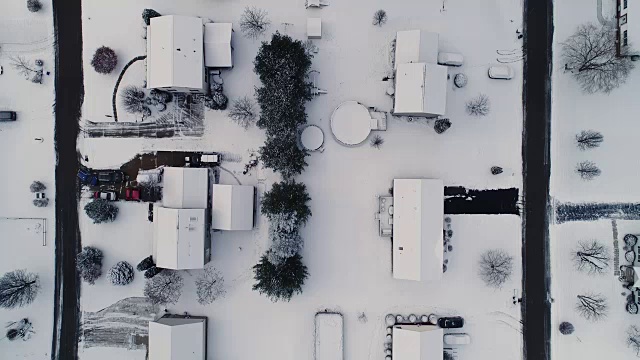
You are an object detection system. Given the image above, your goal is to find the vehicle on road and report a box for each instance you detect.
[94,191,117,201]
[0,111,17,121]
[437,52,464,66]
[488,65,514,80]
[97,170,125,184]
[444,333,471,345]
[77,169,98,186]
[438,316,464,328]
[125,187,140,201]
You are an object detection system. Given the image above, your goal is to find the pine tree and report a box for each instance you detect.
[252,253,308,302]
[261,181,312,226]
[259,134,308,180]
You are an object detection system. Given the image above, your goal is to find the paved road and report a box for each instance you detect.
[51,0,83,358]
[522,1,553,360]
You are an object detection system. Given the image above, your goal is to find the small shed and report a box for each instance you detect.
[394,30,439,69]
[211,185,254,230]
[392,179,444,281]
[392,325,443,360]
[149,316,207,360]
[315,313,343,360]
[153,207,209,270]
[204,23,233,68]
[162,167,209,209]
[307,18,322,39]
[394,63,447,118]
[146,15,206,93]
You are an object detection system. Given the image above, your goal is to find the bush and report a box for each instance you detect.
[33,199,49,207]
[142,9,161,26]
[91,46,118,74]
[84,199,119,224]
[136,256,155,272]
[466,94,490,117]
[252,254,308,302]
[144,266,163,279]
[434,118,451,134]
[120,85,146,114]
[261,181,312,226]
[77,247,103,285]
[454,73,468,88]
[370,135,384,149]
[27,0,42,13]
[372,10,387,26]
[205,91,228,110]
[29,181,46,193]
[107,261,134,286]
[559,322,574,335]
[149,89,172,104]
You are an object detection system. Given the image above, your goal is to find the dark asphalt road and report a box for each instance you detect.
[51,0,83,359]
[522,1,553,360]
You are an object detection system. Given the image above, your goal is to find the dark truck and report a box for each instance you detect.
[0,111,17,121]
[96,170,126,184]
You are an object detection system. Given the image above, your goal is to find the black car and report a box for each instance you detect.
[438,316,464,328]
[97,170,125,184]
[0,111,17,121]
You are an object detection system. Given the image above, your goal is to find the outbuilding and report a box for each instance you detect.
[162,167,209,209]
[394,30,439,69]
[204,22,233,68]
[211,184,255,231]
[153,207,210,270]
[392,179,444,281]
[394,62,447,118]
[392,325,443,360]
[149,315,207,360]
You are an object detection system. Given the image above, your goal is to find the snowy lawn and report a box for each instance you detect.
[78,0,524,359]
[0,0,56,358]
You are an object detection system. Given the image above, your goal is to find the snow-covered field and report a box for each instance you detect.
[78,0,524,359]
[551,0,640,358]
[0,0,56,358]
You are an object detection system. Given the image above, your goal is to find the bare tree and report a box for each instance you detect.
[144,270,183,305]
[575,130,604,150]
[229,96,257,129]
[195,267,226,305]
[576,293,607,321]
[0,270,40,309]
[478,249,514,288]
[576,161,601,180]
[562,22,634,93]
[10,56,43,84]
[240,7,270,39]
[572,240,610,274]
[627,325,640,357]
[466,94,490,117]
[120,85,146,114]
[373,10,388,26]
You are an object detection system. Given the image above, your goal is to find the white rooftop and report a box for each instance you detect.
[211,184,254,231]
[149,317,206,360]
[393,325,443,360]
[153,207,206,270]
[147,15,205,90]
[394,62,447,117]
[204,22,233,68]
[162,167,209,209]
[394,30,439,69]
[392,179,444,281]
[315,313,344,360]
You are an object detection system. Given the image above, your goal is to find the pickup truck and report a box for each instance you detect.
[0,111,17,121]
[97,170,125,184]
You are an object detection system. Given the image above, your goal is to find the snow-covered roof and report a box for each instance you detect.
[204,23,233,68]
[394,30,439,69]
[211,184,254,231]
[147,15,205,90]
[149,317,206,360]
[392,325,443,360]
[315,313,344,360]
[392,179,444,281]
[162,167,209,209]
[394,63,447,117]
[153,207,206,270]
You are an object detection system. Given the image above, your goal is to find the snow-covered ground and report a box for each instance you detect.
[551,0,640,358]
[78,0,524,359]
[0,0,56,358]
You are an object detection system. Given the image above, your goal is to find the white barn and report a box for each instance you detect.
[153,207,209,270]
[149,316,207,360]
[162,167,209,209]
[394,62,447,118]
[392,325,443,360]
[211,184,254,231]
[392,179,444,281]
[147,15,206,93]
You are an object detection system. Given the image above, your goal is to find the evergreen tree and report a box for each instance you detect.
[261,180,312,226]
[77,246,103,285]
[259,134,308,180]
[266,213,303,265]
[252,253,308,302]
[142,9,161,26]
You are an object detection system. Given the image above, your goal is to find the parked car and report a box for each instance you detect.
[437,52,464,66]
[148,203,154,222]
[140,186,162,202]
[125,187,141,201]
[444,333,471,345]
[97,170,125,184]
[77,169,98,186]
[136,168,163,184]
[488,65,514,80]
[0,111,17,121]
[94,191,117,201]
[438,316,464,328]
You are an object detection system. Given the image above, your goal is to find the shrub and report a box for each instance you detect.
[252,254,308,302]
[33,199,49,207]
[559,322,574,335]
[576,161,601,180]
[27,0,42,13]
[91,46,118,74]
[142,9,161,26]
[136,256,155,272]
[107,261,134,286]
[205,91,228,110]
[434,118,451,134]
[575,130,603,150]
[149,89,172,104]
[373,10,387,26]
[261,181,312,226]
[454,73,468,88]
[77,247,103,285]
[84,199,119,224]
[370,135,384,148]
[491,166,504,175]
[144,266,163,279]
[120,85,146,114]
[466,94,490,116]
[29,181,46,192]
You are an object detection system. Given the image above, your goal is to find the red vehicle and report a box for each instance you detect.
[125,188,141,201]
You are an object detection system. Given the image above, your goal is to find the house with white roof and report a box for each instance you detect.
[147,15,207,93]
[392,179,444,281]
[394,30,439,69]
[149,315,207,360]
[162,167,209,209]
[618,0,640,56]
[211,184,254,231]
[392,325,443,360]
[153,207,209,270]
